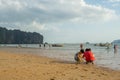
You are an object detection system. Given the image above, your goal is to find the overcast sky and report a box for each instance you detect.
[0,0,120,43]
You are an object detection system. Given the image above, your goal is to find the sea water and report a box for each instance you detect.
[0,43,120,70]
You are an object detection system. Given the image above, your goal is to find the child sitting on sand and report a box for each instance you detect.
[74,49,85,63]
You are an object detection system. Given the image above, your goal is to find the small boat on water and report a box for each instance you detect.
[52,44,63,47]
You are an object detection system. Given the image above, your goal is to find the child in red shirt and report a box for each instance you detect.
[83,48,95,64]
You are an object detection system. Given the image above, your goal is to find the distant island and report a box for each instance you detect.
[112,39,120,43]
[0,27,43,44]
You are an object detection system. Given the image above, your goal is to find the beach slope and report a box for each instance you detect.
[0,49,120,80]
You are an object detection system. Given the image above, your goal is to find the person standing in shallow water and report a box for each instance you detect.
[114,44,118,53]
[80,43,83,49]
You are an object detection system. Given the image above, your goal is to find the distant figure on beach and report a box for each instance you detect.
[83,48,95,64]
[114,44,118,53]
[48,44,51,48]
[39,44,41,48]
[18,44,22,48]
[80,43,83,49]
[74,49,85,63]
[43,43,46,48]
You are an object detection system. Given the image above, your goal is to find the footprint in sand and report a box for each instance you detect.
[83,68,88,71]
[50,79,55,80]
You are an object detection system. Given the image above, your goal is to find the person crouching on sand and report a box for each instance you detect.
[83,48,95,64]
[74,49,85,64]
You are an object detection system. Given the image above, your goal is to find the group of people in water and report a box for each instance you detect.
[75,43,119,64]
[74,44,95,64]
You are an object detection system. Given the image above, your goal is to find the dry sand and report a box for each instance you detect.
[0,48,120,80]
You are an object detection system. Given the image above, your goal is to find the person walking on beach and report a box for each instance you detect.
[83,48,95,64]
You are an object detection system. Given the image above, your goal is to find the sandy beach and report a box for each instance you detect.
[0,48,120,80]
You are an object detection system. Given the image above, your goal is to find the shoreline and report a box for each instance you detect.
[0,47,120,80]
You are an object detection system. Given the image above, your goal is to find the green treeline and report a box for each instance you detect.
[0,27,43,44]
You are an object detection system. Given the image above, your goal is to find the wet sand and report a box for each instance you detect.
[0,48,120,80]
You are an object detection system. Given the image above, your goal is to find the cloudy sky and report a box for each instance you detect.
[0,0,120,43]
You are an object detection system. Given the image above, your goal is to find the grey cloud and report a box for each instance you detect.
[0,0,118,30]
[108,0,120,2]
[0,0,76,23]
